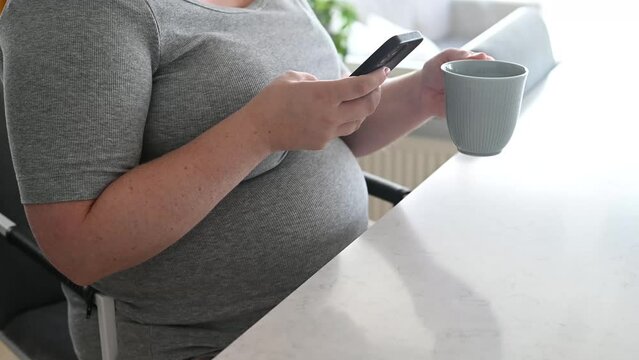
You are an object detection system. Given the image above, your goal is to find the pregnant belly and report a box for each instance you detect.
[98,139,369,323]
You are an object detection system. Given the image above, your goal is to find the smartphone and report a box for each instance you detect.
[350,31,424,77]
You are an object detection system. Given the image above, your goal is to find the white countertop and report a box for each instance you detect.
[217,7,639,360]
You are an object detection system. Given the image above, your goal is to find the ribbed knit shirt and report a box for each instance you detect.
[0,0,369,358]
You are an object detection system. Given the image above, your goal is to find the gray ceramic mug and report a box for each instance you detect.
[441,60,528,156]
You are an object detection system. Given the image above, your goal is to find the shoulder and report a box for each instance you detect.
[0,0,160,67]
[0,0,158,34]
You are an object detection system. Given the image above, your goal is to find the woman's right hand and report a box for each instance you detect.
[241,67,389,151]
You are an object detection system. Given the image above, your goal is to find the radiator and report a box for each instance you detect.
[358,135,457,220]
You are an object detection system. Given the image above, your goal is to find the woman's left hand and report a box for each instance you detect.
[419,49,493,118]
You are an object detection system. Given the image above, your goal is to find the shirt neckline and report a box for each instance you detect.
[182,0,266,13]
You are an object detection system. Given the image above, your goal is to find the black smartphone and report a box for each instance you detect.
[350,31,424,77]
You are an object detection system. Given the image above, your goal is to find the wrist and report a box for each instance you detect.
[406,70,434,119]
[229,107,276,156]
[414,69,443,119]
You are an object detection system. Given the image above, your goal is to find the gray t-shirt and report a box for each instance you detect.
[0,0,368,358]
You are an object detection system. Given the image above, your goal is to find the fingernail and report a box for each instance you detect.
[383,67,390,76]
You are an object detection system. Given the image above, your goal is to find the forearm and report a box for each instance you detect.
[36,110,272,285]
[342,70,434,157]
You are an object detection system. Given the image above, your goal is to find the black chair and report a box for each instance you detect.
[0,83,411,359]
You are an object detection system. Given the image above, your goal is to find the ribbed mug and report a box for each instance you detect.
[442,60,528,156]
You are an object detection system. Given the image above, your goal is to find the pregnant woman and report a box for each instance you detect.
[0,0,488,358]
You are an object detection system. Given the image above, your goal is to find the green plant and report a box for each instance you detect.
[309,0,358,58]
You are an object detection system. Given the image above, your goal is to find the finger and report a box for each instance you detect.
[438,48,492,63]
[282,70,318,81]
[299,72,319,81]
[337,86,382,123]
[335,119,363,137]
[440,48,471,62]
[326,67,388,102]
[467,51,494,60]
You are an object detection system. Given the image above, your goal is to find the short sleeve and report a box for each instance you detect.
[0,0,160,204]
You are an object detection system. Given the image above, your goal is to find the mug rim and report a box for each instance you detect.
[441,59,529,80]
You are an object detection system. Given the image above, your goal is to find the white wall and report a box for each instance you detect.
[345,0,539,44]
[344,0,453,40]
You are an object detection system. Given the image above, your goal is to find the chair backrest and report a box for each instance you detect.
[0,85,65,330]
[462,7,556,93]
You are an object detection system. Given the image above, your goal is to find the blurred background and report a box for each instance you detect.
[312,0,559,219]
